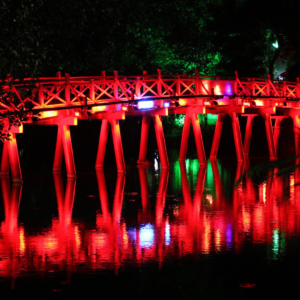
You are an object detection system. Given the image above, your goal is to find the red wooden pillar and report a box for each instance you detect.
[61,125,76,177]
[179,115,191,161]
[243,115,255,156]
[210,114,226,160]
[273,117,283,154]
[7,134,22,182]
[293,115,300,156]
[53,125,76,177]
[0,142,9,175]
[137,115,150,164]
[95,119,109,169]
[153,115,169,169]
[191,113,207,165]
[53,126,63,172]
[110,119,126,173]
[262,113,277,160]
[230,112,244,163]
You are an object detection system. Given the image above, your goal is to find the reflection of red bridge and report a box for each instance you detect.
[0,160,300,277]
[2,71,300,181]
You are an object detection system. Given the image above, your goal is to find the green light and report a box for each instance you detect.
[207,114,218,125]
[272,41,279,49]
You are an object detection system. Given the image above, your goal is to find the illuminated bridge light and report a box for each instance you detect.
[254,100,264,106]
[91,105,107,113]
[215,85,221,95]
[137,101,154,109]
[178,99,187,106]
[41,111,58,118]
[225,82,234,95]
[164,102,170,108]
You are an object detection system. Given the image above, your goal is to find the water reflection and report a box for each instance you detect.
[0,158,300,278]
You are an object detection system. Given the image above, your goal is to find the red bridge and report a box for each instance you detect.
[1,70,300,182]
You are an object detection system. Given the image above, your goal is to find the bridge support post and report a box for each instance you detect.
[262,113,277,160]
[230,112,244,163]
[293,115,300,156]
[137,116,150,164]
[243,115,255,156]
[0,134,22,183]
[61,125,76,177]
[191,114,207,165]
[53,126,63,172]
[0,142,9,176]
[53,125,76,177]
[153,115,169,169]
[95,119,109,169]
[210,114,226,160]
[273,117,283,154]
[110,119,126,173]
[179,115,191,161]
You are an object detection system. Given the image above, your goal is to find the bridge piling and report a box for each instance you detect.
[273,117,283,154]
[95,119,109,169]
[53,126,63,172]
[179,115,191,161]
[191,113,207,165]
[53,125,76,177]
[110,119,126,173]
[230,112,244,162]
[243,115,255,156]
[293,115,300,156]
[0,142,9,176]
[153,115,169,169]
[262,113,277,161]
[0,134,22,182]
[137,116,150,164]
[210,114,226,160]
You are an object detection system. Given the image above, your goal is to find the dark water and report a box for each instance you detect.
[0,158,300,299]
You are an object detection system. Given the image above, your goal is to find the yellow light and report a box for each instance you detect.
[254,100,264,106]
[204,101,211,106]
[215,85,221,95]
[122,106,128,111]
[41,111,58,118]
[243,102,250,106]
[178,99,187,106]
[91,105,106,114]
[75,112,80,117]
[242,105,245,113]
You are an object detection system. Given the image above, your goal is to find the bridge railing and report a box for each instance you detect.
[1,71,300,111]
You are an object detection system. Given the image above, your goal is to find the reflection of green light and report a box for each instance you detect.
[272,229,286,260]
[205,160,217,198]
[273,229,279,259]
[272,41,279,49]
